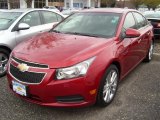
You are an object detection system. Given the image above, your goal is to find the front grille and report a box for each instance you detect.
[12,56,48,68]
[10,64,45,84]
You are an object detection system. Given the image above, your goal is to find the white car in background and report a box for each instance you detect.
[43,6,60,12]
[0,9,64,77]
[61,8,81,17]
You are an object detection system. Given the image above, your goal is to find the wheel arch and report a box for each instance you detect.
[110,60,121,80]
[0,45,12,54]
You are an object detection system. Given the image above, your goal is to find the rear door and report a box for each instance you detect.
[132,12,152,59]
[40,10,63,31]
[118,12,141,76]
[14,11,44,44]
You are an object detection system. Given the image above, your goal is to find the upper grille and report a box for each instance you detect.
[10,64,45,84]
[12,56,48,68]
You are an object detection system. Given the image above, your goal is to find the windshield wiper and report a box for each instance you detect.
[63,32,102,38]
[52,30,62,33]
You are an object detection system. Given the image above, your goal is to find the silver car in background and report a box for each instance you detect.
[0,9,64,77]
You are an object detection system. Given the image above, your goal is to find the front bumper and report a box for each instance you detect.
[7,67,97,107]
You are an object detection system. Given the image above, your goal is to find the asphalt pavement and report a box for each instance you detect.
[0,54,160,120]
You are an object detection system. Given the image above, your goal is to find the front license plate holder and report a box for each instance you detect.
[12,81,27,96]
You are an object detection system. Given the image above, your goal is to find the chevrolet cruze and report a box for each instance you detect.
[7,8,154,107]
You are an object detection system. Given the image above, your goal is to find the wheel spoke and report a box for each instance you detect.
[0,53,8,74]
[104,89,111,102]
[110,72,117,84]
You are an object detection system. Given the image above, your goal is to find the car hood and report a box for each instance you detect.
[13,32,113,68]
[0,30,6,35]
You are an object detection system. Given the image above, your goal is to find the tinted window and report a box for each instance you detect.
[42,11,58,24]
[57,14,63,21]
[53,13,121,38]
[19,11,41,27]
[123,12,136,29]
[133,12,146,29]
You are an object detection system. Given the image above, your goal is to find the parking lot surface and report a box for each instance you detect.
[0,54,160,120]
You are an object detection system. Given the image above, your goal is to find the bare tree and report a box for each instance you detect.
[101,0,116,7]
[144,0,160,10]
[130,0,143,9]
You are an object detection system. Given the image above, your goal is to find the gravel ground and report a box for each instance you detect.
[0,55,160,120]
[154,39,160,54]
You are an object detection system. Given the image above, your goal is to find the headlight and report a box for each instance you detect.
[56,57,96,80]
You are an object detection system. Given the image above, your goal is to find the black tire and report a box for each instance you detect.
[144,40,154,62]
[97,64,119,107]
[0,48,10,77]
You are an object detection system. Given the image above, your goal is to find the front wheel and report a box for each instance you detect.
[97,65,119,107]
[0,48,10,77]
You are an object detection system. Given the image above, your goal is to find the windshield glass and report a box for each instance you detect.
[52,12,121,38]
[0,12,22,30]
[144,12,160,18]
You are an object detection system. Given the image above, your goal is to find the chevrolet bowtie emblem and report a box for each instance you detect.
[17,63,29,72]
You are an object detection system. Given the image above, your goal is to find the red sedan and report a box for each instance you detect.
[7,8,154,107]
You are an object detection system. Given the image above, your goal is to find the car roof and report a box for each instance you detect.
[144,11,160,14]
[0,8,64,17]
[1,8,59,13]
[81,8,137,14]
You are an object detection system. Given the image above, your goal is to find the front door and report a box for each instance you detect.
[14,11,44,45]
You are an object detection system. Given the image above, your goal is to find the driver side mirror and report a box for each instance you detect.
[17,23,30,31]
[125,28,141,38]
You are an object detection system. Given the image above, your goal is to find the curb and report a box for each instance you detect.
[153,53,160,61]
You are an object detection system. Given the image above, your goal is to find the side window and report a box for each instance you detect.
[123,12,136,29]
[143,16,148,26]
[19,11,41,27]
[42,11,58,24]
[133,12,146,29]
[56,14,63,22]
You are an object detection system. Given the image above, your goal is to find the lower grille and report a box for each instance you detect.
[10,64,45,84]
[56,95,84,103]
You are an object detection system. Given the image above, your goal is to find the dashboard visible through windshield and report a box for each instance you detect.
[53,12,121,38]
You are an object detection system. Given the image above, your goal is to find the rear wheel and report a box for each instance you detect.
[97,65,119,107]
[144,40,154,62]
[0,48,10,77]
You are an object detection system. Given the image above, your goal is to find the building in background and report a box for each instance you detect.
[0,0,101,9]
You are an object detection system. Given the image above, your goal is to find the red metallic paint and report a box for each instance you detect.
[125,28,141,38]
[7,9,153,107]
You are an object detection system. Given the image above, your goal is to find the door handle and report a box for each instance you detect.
[138,39,142,43]
[147,31,150,35]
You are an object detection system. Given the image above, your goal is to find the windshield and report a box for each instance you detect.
[144,12,160,18]
[52,12,121,38]
[0,12,22,30]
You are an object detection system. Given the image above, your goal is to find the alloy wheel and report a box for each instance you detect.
[0,53,8,74]
[103,70,118,103]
